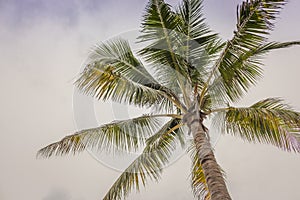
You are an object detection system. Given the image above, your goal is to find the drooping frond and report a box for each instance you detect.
[207,0,289,102]
[37,115,179,158]
[188,143,210,200]
[103,119,185,200]
[213,98,300,152]
[76,38,179,111]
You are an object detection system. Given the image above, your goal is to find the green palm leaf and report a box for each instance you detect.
[209,41,300,105]
[103,119,185,200]
[178,0,214,41]
[176,0,219,88]
[214,98,300,152]
[206,0,290,102]
[138,0,193,103]
[88,38,155,84]
[76,38,180,110]
[37,115,180,157]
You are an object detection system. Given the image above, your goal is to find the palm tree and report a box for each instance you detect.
[37,0,300,199]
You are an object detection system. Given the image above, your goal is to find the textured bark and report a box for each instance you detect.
[186,112,232,200]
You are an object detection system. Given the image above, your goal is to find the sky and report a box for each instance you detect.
[0,0,300,199]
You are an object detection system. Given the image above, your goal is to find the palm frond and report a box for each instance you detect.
[37,115,177,158]
[88,38,155,84]
[209,40,300,106]
[103,119,185,200]
[206,0,289,102]
[76,38,179,111]
[178,0,214,41]
[172,0,219,90]
[213,98,300,152]
[235,0,287,49]
[138,0,192,103]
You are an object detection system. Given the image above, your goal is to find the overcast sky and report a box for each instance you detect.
[1,0,300,200]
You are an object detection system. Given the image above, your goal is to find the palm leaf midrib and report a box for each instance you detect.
[203,1,263,92]
[153,0,191,106]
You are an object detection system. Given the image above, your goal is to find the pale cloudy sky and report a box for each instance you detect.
[0,0,300,200]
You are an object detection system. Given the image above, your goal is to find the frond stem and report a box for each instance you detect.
[198,42,229,107]
[147,114,183,119]
[164,123,184,136]
[205,107,231,115]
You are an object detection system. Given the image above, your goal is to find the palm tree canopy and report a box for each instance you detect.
[38,0,300,199]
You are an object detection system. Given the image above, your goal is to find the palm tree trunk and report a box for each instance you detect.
[188,113,232,200]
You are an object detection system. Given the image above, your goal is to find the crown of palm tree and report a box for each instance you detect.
[38,0,300,199]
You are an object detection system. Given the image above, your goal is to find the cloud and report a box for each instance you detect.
[43,188,71,200]
[43,188,84,200]
[0,0,149,30]
[0,0,79,28]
